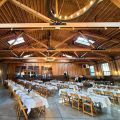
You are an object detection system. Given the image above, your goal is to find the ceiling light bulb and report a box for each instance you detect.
[90,1,93,5]
[77,12,79,16]
[59,16,62,19]
[105,27,107,30]
[70,15,73,18]
[83,7,86,11]
[64,16,67,19]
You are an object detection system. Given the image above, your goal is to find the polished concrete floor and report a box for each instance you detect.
[0,85,120,120]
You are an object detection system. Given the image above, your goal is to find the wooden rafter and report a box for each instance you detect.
[0,56,107,60]
[10,0,51,23]
[0,0,7,7]
[24,33,48,49]
[31,46,47,57]
[111,0,120,8]
[38,52,47,57]
[55,0,59,16]
[54,33,78,48]
[0,48,120,52]
[74,52,79,57]
[83,31,119,44]
[10,51,18,57]
[0,22,119,29]
[51,52,60,57]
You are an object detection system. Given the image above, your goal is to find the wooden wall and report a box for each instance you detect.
[5,62,86,79]
[2,58,120,80]
[94,58,120,77]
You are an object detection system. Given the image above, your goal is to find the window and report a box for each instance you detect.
[8,37,25,45]
[89,66,95,76]
[101,63,110,76]
[75,37,94,46]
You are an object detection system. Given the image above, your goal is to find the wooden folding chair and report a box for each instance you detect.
[13,91,28,120]
[71,93,82,110]
[93,89,102,95]
[61,91,70,105]
[81,96,94,116]
[103,91,115,103]
[116,93,120,105]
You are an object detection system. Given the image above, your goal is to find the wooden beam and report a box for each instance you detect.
[74,52,79,58]
[97,39,119,49]
[83,31,119,43]
[25,33,48,48]
[38,52,47,57]
[0,56,106,60]
[0,22,119,29]
[51,52,60,57]
[55,0,59,16]
[10,0,51,23]
[0,0,7,7]
[92,52,111,62]
[10,51,18,57]
[0,48,120,52]
[54,33,78,48]
[111,0,120,8]
[80,52,87,58]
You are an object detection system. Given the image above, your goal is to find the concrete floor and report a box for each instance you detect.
[0,85,120,120]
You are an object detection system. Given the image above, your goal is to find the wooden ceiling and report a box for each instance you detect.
[0,0,120,64]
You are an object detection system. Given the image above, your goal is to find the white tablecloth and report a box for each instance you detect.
[87,87,120,96]
[7,80,49,114]
[59,89,111,108]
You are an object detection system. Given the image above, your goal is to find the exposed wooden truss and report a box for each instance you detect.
[111,0,120,8]
[0,48,120,52]
[0,0,7,7]
[0,0,119,63]
[10,0,51,23]
[54,33,78,48]
[0,22,119,29]
[0,57,108,60]
[24,33,48,48]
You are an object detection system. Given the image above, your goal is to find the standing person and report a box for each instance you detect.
[82,75,86,81]
[74,75,78,82]
[78,76,81,82]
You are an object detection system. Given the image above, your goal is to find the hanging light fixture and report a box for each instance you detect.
[48,0,99,21]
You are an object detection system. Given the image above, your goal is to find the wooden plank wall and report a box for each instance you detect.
[94,59,120,76]
[5,62,85,79]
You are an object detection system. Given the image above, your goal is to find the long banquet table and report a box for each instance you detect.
[7,80,49,114]
[18,79,58,91]
[87,87,120,96]
[59,88,111,108]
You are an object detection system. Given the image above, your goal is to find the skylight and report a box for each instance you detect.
[63,54,73,58]
[75,37,94,46]
[23,54,32,58]
[8,37,25,45]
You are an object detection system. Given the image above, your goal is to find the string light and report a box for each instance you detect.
[70,15,73,19]
[64,16,67,19]
[90,1,94,5]
[77,12,79,16]
[105,27,107,30]
[54,14,56,17]
[52,1,96,20]
[59,16,62,19]
[83,7,86,11]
